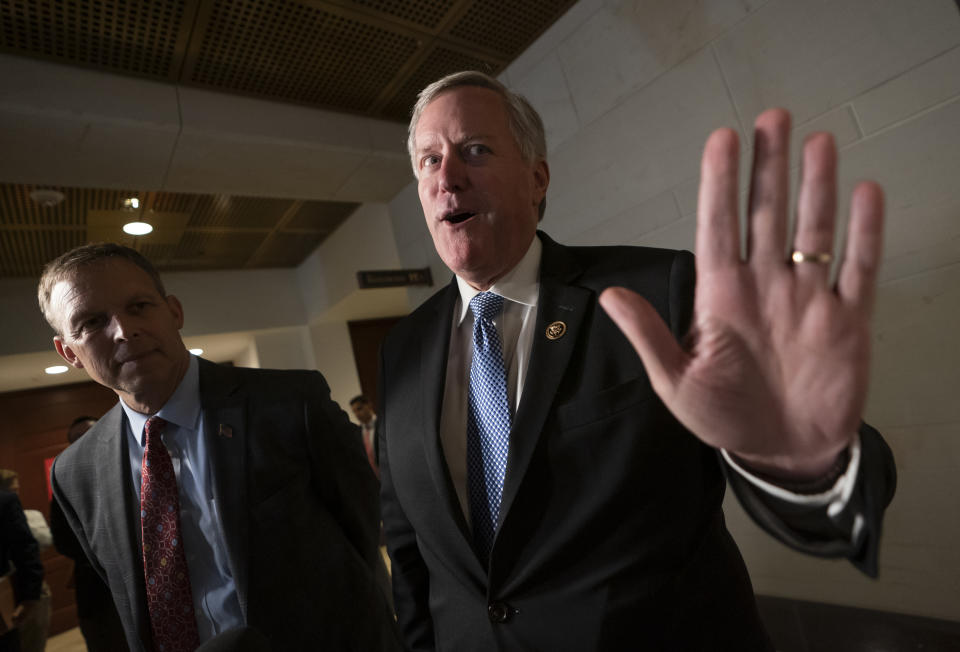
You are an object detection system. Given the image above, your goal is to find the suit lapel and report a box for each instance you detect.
[497,234,592,533]
[98,403,152,645]
[418,281,474,540]
[198,359,250,618]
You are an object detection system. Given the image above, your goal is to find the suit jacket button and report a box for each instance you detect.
[488,602,511,623]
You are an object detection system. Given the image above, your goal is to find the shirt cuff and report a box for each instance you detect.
[720,434,861,512]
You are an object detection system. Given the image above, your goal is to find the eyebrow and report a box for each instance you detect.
[65,308,101,333]
[67,292,158,327]
[415,132,496,154]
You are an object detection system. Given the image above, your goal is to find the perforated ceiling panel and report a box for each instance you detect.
[0,229,85,277]
[0,0,577,276]
[187,0,420,111]
[382,45,496,121]
[0,0,575,121]
[286,200,359,231]
[0,0,192,78]
[187,196,292,229]
[450,0,576,58]
[351,0,456,30]
[0,183,358,277]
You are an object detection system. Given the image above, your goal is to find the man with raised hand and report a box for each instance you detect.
[378,71,895,651]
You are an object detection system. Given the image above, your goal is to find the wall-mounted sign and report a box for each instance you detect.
[357,268,433,289]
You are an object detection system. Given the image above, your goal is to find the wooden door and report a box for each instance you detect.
[347,316,405,408]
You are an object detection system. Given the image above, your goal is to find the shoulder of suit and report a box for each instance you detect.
[54,403,122,471]
[199,357,320,380]
[568,242,687,273]
[52,436,96,484]
[544,239,693,293]
[198,358,328,398]
[384,281,454,339]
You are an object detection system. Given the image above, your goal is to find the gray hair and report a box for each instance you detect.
[38,242,167,336]
[407,71,548,218]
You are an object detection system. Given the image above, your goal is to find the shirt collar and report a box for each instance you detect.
[121,354,202,447]
[455,234,542,324]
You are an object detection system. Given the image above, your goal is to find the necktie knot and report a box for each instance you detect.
[470,292,504,324]
[144,416,167,443]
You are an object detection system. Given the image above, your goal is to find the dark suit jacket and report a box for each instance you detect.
[50,496,120,623]
[51,359,400,652]
[0,491,43,605]
[379,233,895,652]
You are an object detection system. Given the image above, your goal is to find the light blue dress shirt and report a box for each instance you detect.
[120,354,244,642]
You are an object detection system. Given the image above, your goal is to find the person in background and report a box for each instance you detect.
[49,416,129,651]
[65,416,97,446]
[348,394,393,606]
[349,395,379,476]
[0,471,50,652]
[0,485,42,652]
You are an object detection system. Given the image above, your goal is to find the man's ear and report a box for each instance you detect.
[165,295,185,329]
[54,337,84,369]
[532,159,550,203]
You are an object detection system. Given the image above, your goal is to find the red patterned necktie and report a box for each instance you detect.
[141,416,200,652]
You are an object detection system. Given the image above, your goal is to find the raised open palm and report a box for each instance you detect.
[600,109,884,480]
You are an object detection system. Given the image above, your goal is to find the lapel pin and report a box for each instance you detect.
[545,321,566,340]
[218,424,233,439]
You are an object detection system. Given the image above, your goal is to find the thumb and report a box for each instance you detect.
[599,287,686,402]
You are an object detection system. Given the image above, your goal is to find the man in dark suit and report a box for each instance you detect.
[379,71,896,650]
[50,416,129,652]
[0,490,43,652]
[39,243,400,652]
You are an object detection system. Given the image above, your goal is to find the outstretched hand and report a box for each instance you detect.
[599,109,884,480]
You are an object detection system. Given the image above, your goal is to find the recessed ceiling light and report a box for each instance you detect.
[123,197,140,210]
[45,365,69,375]
[123,221,153,235]
[189,348,204,355]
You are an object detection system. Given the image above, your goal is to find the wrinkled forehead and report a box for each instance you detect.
[415,86,511,145]
[50,258,157,319]
[49,265,100,311]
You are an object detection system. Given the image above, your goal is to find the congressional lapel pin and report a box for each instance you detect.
[218,424,233,439]
[545,321,566,340]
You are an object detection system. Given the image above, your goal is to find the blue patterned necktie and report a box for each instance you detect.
[466,292,512,562]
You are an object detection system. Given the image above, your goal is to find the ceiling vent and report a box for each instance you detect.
[28,189,66,207]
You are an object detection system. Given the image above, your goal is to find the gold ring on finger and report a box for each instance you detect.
[790,251,833,264]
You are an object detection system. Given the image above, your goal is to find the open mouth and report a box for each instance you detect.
[443,211,476,224]
[119,350,156,364]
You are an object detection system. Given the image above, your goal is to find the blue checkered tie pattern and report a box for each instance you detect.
[467,292,512,561]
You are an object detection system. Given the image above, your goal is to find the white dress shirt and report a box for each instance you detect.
[439,234,860,531]
[24,510,52,550]
[440,237,542,519]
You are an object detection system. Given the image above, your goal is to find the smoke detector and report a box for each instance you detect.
[29,189,66,207]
